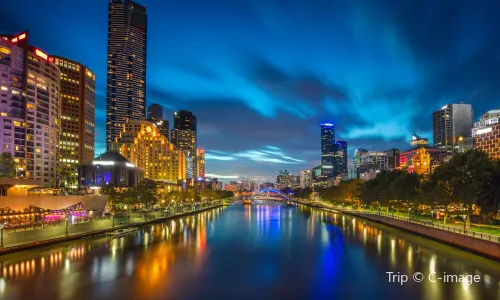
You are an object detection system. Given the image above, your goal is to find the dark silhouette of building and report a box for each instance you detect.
[386,148,400,170]
[106,0,147,149]
[334,141,348,175]
[171,110,197,154]
[147,104,169,139]
[432,103,473,153]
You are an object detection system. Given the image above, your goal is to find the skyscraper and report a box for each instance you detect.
[333,141,347,175]
[432,103,473,152]
[147,103,169,139]
[106,0,147,149]
[52,56,95,188]
[147,103,163,121]
[0,32,61,187]
[171,110,197,155]
[321,123,335,178]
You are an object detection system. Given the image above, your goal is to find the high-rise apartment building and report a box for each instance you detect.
[473,109,500,159]
[52,56,95,188]
[0,32,61,187]
[106,0,147,149]
[171,110,197,155]
[195,148,205,178]
[321,123,335,178]
[113,119,186,182]
[147,103,169,139]
[333,141,347,175]
[432,103,473,152]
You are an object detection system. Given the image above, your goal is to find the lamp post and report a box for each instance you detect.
[65,215,69,237]
[112,212,115,228]
[0,224,4,248]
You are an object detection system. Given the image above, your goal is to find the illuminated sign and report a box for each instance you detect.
[321,123,334,127]
[476,127,492,135]
[125,163,135,168]
[11,32,27,43]
[199,149,205,153]
[35,49,48,60]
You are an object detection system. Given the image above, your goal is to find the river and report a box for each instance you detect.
[0,202,499,299]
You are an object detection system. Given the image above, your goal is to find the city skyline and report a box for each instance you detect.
[2,1,500,182]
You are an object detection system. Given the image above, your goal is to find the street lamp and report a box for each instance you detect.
[0,223,4,248]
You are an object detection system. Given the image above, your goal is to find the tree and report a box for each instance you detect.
[135,179,158,220]
[445,149,493,228]
[479,159,500,221]
[0,152,16,178]
[392,171,420,217]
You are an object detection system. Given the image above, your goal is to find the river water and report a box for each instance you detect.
[0,202,499,299]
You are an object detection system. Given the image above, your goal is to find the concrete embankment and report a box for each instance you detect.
[0,204,224,255]
[297,201,500,261]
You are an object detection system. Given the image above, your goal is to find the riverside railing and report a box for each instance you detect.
[293,200,500,244]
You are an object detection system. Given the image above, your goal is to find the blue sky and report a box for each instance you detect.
[2,0,500,182]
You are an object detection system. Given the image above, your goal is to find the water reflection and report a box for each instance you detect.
[0,205,499,299]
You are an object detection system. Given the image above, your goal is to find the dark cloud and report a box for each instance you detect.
[246,54,348,104]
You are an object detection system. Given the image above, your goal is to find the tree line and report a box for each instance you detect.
[319,149,500,227]
[102,178,234,212]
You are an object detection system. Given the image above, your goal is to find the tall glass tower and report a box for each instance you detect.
[321,123,335,178]
[106,0,147,149]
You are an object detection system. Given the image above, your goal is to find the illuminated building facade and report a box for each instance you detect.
[52,56,95,188]
[78,151,143,187]
[195,148,205,177]
[410,130,429,147]
[320,123,335,178]
[353,148,368,179]
[0,32,61,187]
[333,141,347,175]
[106,0,147,149]
[276,170,294,188]
[473,109,500,159]
[399,146,447,175]
[299,170,312,188]
[113,120,186,182]
[432,103,473,152]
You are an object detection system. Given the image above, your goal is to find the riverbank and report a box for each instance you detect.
[0,204,224,255]
[294,200,500,261]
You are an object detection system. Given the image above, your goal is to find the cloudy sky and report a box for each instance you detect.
[2,0,500,182]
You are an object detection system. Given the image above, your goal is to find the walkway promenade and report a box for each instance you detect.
[0,202,225,254]
[293,199,500,243]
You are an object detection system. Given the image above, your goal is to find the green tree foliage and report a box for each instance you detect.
[0,152,16,178]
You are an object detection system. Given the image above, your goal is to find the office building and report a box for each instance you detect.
[276,170,293,188]
[299,170,312,188]
[171,110,197,155]
[386,148,400,170]
[353,148,368,179]
[0,32,61,187]
[473,109,500,159]
[147,103,163,120]
[106,0,147,149]
[113,119,186,182]
[333,141,347,175]
[432,103,473,152]
[240,179,250,191]
[321,123,335,178]
[147,103,169,139]
[52,56,95,189]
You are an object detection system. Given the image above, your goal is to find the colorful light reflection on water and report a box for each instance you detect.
[0,204,499,300]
